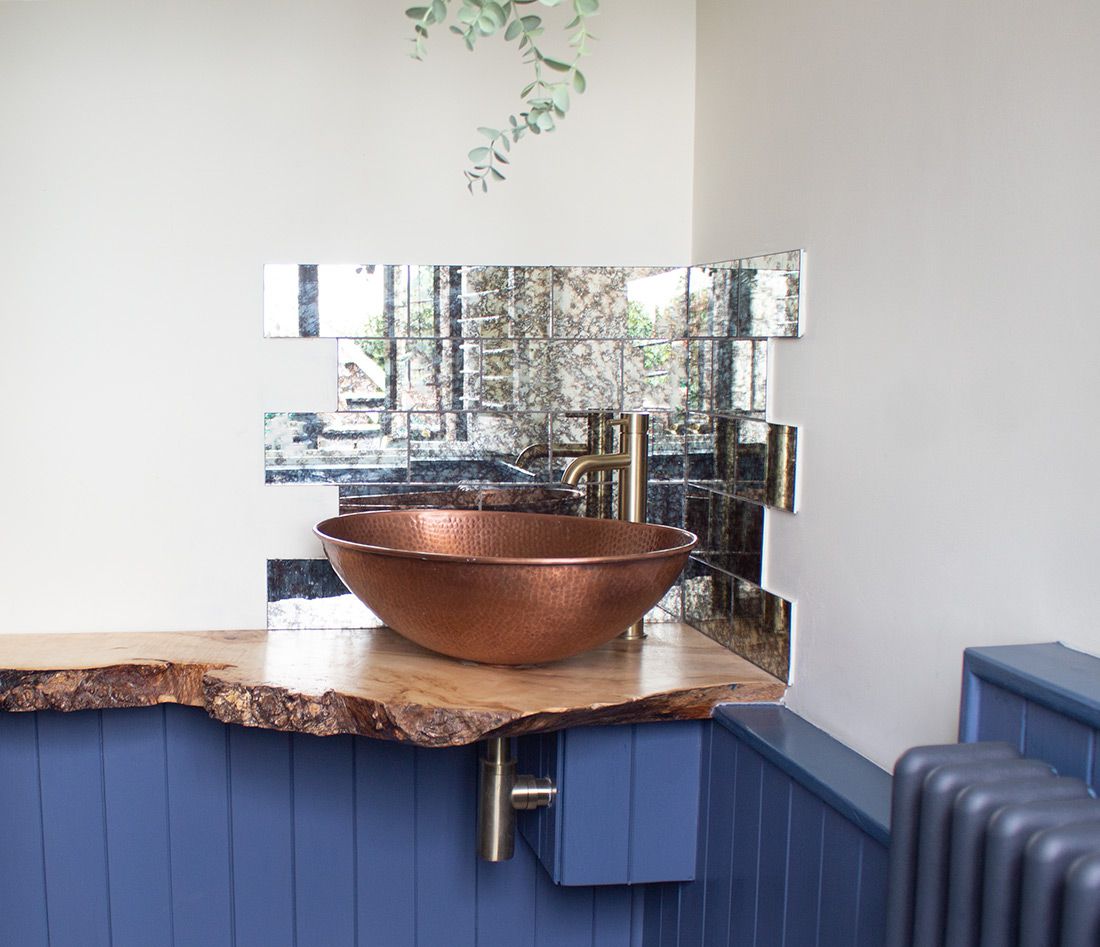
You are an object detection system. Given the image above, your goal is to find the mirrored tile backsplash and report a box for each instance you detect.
[265,254,801,680]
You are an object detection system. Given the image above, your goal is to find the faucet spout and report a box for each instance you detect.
[560,452,630,486]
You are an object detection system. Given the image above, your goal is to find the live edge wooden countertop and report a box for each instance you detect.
[0,623,785,747]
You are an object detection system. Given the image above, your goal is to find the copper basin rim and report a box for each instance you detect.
[314,509,698,665]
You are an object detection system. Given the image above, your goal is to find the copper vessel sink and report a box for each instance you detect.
[314,510,697,665]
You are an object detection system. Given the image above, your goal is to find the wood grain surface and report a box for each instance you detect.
[0,623,784,746]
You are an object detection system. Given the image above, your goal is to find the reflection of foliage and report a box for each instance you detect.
[410,305,436,336]
[406,0,599,192]
[642,342,670,372]
[357,339,386,362]
[627,300,654,337]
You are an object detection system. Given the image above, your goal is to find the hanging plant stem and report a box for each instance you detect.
[406,0,599,192]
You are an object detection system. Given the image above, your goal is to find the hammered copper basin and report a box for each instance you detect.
[314,510,697,665]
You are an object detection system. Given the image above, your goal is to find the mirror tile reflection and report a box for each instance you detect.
[265,254,801,678]
[683,558,791,680]
[688,250,801,339]
[686,489,765,583]
[551,266,687,338]
[688,413,797,512]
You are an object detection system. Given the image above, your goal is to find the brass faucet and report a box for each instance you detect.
[515,412,619,518]
[514,442,587,470]
[561,412,650,639]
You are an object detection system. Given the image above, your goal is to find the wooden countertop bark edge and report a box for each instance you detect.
[0,629,786,747]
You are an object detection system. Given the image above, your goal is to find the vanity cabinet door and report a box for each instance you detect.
[517,721,703,886]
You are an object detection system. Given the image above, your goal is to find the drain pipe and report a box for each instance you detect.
[477,737,556,861]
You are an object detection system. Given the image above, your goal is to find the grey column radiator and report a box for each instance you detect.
[885,741,1100,947]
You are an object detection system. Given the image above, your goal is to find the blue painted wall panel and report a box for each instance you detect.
[783,780,825,947]
[702,724,738,947]
[518,723,702,887]
[37,710,113,947]
[647,710,891,947]
[414,746,478,947]
[101,707,174,947]
[592,887,635,947]
[818,805,863,945]
[165,704,234,947]
[6,706,695,947]
[0,713,50,947]
[856,839,889,947]
[475,853,537,947]
[729,741,763,938]
[969,677,1027,748]
[672,723,713,947]
[355,736,416,946]
[963,643,1100,793]
[228,724,295,947]
[1023,699,1094,781]
[755,761,792,947]
[533,865,593,947]
[292,732,356,947]
[558,724,633,884]
[629,721,703,884]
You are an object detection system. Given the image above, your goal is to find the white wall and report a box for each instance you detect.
[0,0,695,633]
[693,0,1100,767]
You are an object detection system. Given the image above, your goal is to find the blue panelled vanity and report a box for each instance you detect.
[2,639,1098,945]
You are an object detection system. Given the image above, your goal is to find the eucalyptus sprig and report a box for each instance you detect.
[405,0,599,192]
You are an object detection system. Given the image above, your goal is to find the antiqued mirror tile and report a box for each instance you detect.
[686,340,713,412]
[648,583,683,623]
[735,250,801,338]
[407,411,550,481]
[685,488,764,584]
[688,413,798,511]
[623,340,688,413]
[715,338,767,417]
[264,264,409,338]
[683,558,734,649]
[458,266,551,338]
[404,264,448,335]
[682,558,790,680]
[647,481,686,529]
[479,339,552,411]
[267,559,381,630]
[551,267,685,338]
[336,338,392,411]
[397,339,480,412]
[647,412,687,481]
[548,339,622,411]
[686,262,736,337]
[624,267,688,338]
[265,411,408,483]
[730,577,791,681]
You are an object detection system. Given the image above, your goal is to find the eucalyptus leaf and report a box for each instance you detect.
[408,0,598,192]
